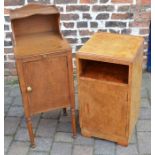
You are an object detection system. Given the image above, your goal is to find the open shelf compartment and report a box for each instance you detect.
[78,59,129,84]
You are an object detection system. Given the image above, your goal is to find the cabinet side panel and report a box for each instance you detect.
[129,44,143,140]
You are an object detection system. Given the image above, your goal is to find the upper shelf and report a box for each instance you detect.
[10,4,69,58]
[10,3,59,20]
[14,32,71,58]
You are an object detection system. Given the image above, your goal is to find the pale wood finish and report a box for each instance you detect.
[77,32,144,146]
[14,32,70,59]
[10,4,76,147]
[77,32,144,64]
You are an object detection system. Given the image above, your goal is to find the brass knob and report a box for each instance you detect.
[27,86,32,92]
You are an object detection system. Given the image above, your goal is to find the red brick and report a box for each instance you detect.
[79,30,94,36]
[77,22,88,28]
[63,23,74,28]
[80,0,97,3]
[81,37,90,43]
[140,29,149,34]
[62,30,77,36]
[4,8,10,14]
[129,21,150,27]
[96,13,109,20]
[4,0,24,6]
[111,13,133,19]
[121,29,132,34]
[109,29,120,33]
[4,62,16,69]
[8,55,15,61]
[117,6,130,12]
[76,45,82,51]
[66,38,78,44]
[92,5,114,12]
[135,12,151,20]
[10,69,17,76]
[83,13,92,19]
[112,0,133,3]
[28,0,50,3]
[61,14,79,20]
[66,5,90,12]
[141,0,151,5]
[4,48,13,54]
[55,0,77,3]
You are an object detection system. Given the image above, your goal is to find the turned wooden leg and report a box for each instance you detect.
[63,108,67,116]
[26,117,35,148]
[71,108,76,138]
[67,51,77,138]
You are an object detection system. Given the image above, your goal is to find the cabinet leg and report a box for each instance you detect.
[63,108,67,116]
[81,129,91,138]
[117,140,129,147]
[26,117,35,148]
[71,108,76,138]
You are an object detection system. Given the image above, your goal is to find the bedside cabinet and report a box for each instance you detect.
[76,32,144,146]
[10,4,76,147]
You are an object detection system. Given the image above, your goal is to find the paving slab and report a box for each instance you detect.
[94,139,116,155]
[4,117,20,135]
[137,120,151,132]
[4,136,13,154]
[7,141,29,155]
[50,142,72,155]
[73,145,93,155]
[30,137,53,152]
[116,144,138,155]
[54,132,74,143]
[74,134,94,146]
[36,119,57,137]
[137,132,151,154]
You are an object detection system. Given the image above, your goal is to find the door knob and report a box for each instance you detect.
[27,86,32,92]
[43,54,47,58]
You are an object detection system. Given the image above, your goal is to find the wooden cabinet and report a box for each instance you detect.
[76,32,144,146]
[10,4,76,147]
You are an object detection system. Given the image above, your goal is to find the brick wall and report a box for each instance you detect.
[4,0,151,77]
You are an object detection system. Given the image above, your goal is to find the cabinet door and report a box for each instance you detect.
[79,78,128,137]
[23,55,69,114]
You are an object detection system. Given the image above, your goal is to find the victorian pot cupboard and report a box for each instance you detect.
[76,32,144,146]
[10,4,76,147]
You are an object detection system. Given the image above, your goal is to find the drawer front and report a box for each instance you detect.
[79,78,128,137]
[22,55,69,114]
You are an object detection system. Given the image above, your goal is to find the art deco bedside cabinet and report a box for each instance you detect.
[76,32,144,146]
[10,4,76,147]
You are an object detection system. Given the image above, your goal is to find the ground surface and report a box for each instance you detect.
[4,72,151,155]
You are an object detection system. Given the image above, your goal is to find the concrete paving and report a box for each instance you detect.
[4,72,151,155]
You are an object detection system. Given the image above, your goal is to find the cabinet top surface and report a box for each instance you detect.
[14,32,70,58]
[10,4,59,20]
[77,32,144,62]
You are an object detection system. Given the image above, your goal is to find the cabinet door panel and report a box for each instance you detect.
[23,55,69,114]
[79,78,128,137]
